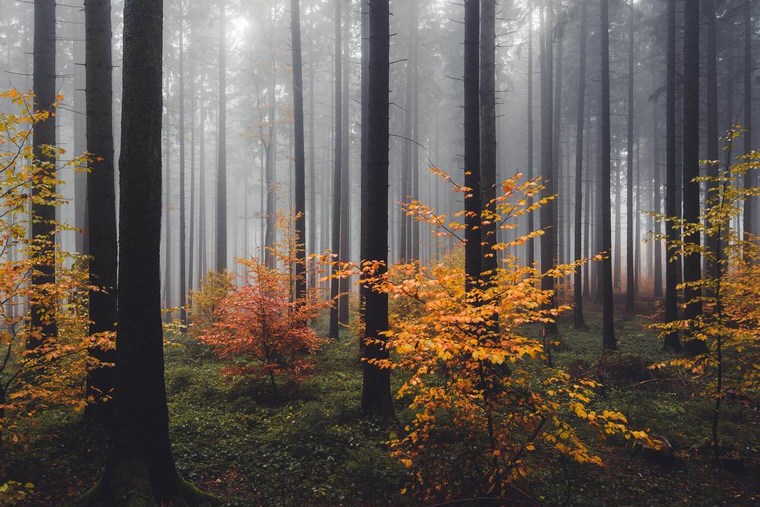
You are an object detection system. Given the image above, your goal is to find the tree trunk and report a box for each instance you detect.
[743,0,753,242]
[29,0,57,350]
[361,0,393,418]
[526,0,535,269]
[682,0,706,356]
[359,0,369,340]
[291,0,306,302]
[338,0,350,326]
[573,0,587,329]
[216,0,227,272]
[663,0,682,352]
[480,0,498,308]
[540,0,558,335]
[625,1,635,311]
[329,0,343,340]
[83,0,117,425]
[653,62,663,299]
[178,4,187,324]
[704,0,720,282]
[80,0,209,502]
[600,0,616,350]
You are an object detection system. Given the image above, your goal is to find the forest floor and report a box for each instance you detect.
[6,300,760,506]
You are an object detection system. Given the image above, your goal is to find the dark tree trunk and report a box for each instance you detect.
[361,0,393,418]
[625,1,635,311]
[188,43,196,293]
[653,62,663,299]
[682,0,707,356]
[480,0,498,305]
[338,0,350,326]
[178,5,187,325]
[664,0,682,352]
[526,0,535,269]
[81,0,209,502]
[83,0,117,425]
[743,0,753,242]
[216,0,227,272]
[540,0,558,335]
[329,0,343,340]
[600,0,616,350]
[359,0,369,336]
[704,0,720,282]
[29,0,57,350]
[199,102,207,278]
[573,0,587,329]
[291,0,306,302]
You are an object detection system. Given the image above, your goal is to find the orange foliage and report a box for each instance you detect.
[361,170,647,502]
[198,258,327,394]
[0,90,111,444]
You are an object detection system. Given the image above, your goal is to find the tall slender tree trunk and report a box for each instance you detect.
[625,1,636,311]
[178,4,187,325]
[600,0,616,350]
[361,0,393,418]
[743,0,753,242]
[199,103,207,279]
[540,0,558,335]
[526,0,535,268]
[682,0,707,356]
[664,0,682,352]
[573,0,588,329]
[29,0,57,350]
[188,46,196,293]
[83,0,117,424]
[291,0,306,302]
[464,0,481,293]
[704,0,720,282]
[216,0,227,272]
[359,0,369,328]
[81,0,209,501]
[653,62,663,299]
[329,0,343,339]
[338,0,350,326]
[480,0,498,308]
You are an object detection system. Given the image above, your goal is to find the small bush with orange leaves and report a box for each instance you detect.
[197,258,327,396]
[363,170,648,502]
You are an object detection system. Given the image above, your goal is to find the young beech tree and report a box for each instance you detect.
[651,131,760,463]
[198,258,325,397]
[382,172,651,503]
[0,91,106,445]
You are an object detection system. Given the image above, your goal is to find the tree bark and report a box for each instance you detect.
[526,0,535,269]
[329,0,343,340]
[178,3,187,324]
[664,0,682,352]
[291,0,306,302]
[573,0,588,329]
[29,0,57,350]
[743,0,753,242]
[682,0,706,356]
[216,0,227,272]
[625,1,635,311]
[83,0,117,425]
[80,0,210,502]
[361,0,393,418]
[600,0,616,350]
[540,0,558,335]
[480,0,498,306]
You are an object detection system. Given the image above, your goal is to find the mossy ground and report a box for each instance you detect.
[4,300,759,506]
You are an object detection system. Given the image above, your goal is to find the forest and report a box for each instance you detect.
[0,0,759,505]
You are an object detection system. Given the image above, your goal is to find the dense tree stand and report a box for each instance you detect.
[79,0,212,503]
